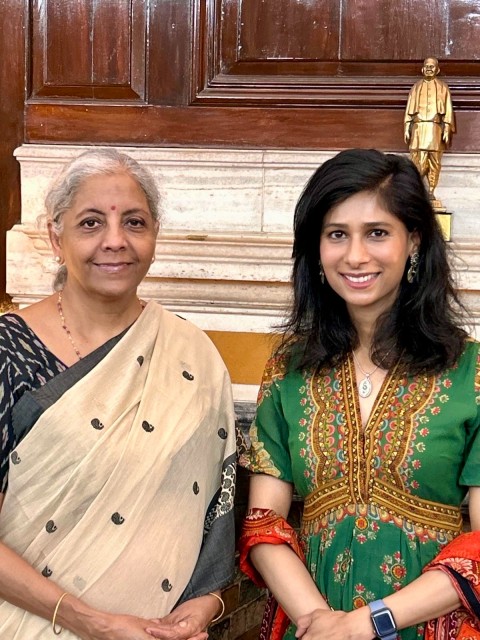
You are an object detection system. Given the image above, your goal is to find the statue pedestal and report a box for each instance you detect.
[435,210,452,241]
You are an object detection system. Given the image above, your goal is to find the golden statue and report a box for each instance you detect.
[404,57,455,209]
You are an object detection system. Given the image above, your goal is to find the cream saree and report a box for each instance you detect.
[0,302,236,638]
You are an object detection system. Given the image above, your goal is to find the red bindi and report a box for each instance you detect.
[110,205,116,210]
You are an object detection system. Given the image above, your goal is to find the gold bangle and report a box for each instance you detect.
[208,591,225,624]
[52,592,69,635]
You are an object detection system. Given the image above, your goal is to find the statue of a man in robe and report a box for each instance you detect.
[404,57,455,207]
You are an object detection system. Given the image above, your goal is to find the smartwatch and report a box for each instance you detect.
[368,599,398,640]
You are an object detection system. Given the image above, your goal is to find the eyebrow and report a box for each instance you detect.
[75,207,149,217]
[323,221,394,230]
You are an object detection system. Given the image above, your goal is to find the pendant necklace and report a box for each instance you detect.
[57,291,147,362]
[57,290,83,360]
[352,350,380,399]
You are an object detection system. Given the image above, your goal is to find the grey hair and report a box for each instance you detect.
[45,148,161,290]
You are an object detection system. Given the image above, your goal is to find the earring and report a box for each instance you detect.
[407,251,419,283]
[54,256,61,264]
[318,261,325,285]
[151,256,155,264]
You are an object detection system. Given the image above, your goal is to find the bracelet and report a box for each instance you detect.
[52,592,69,635]
[208,592,225,624]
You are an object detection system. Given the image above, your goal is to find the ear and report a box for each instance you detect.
[409,230,421,255]
[47,220,62,261]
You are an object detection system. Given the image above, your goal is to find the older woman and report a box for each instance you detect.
[0,149,236,639]
[239,149,480,640]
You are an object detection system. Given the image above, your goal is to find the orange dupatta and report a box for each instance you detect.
[423,531,480,640]
[239,508,305,640]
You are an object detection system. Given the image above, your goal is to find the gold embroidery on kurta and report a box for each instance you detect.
[307,357,461,536]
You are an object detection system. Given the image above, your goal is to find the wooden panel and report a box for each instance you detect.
[238,0,340,60]
[25,103,480,152]
[194,0,480,108]
[20,0,480,152]
[449,1,480,58]
[147,0,196,104]
[29,0,147,100]
[342,0,447,60]
[0,0,24,300]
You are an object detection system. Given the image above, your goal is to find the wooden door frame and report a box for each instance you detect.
[0,0,25,301]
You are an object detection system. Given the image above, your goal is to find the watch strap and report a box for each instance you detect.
[368,599,398,640]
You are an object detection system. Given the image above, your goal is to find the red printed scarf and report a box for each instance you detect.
[239,508,305,640]
[423,531,480,640]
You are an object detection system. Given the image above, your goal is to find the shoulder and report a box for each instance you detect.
[444,339,480,387]
[260,344,308,388]
[158,304,213,344]
[460,338,480,361]
[0,313,33,351]
[154,303,228,368]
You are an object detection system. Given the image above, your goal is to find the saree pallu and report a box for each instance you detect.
[0,301,236,639]
[424,531,480,640]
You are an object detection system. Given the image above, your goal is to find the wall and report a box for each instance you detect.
[9,145,480,403]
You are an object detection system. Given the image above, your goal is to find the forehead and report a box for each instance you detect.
[423,58,438,67]
[323,191,401,225]
[72,172,148,206]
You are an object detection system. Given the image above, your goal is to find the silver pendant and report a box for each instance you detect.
[358,376,372,398]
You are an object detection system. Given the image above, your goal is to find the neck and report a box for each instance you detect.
[58,285,144,340]
[349,311,376,353]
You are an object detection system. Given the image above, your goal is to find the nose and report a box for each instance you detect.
[102,222,127,251]
[344,236,369,267]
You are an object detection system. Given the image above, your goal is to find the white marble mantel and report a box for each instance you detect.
[7,144,480,338]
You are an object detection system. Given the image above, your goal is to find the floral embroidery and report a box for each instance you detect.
[354,516,379,543]
[333,548,353,585]
[380,551,407,590]
[352,583,375,608]
[248,423,281,478]
[319,527,336,551]
[256,352,288,405]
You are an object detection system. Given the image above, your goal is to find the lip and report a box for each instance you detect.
[341,273,379,288]
[93,262,132,273]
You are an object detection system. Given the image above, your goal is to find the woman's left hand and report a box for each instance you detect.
[145,595,220,640]
[296,607,375,640]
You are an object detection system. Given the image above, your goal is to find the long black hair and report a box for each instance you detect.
[280,148,468,374]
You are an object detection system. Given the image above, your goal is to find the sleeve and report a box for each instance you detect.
[459,342,480,487]
[243,354,294,483]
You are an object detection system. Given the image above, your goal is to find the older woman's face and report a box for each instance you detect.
[49,171,158,300]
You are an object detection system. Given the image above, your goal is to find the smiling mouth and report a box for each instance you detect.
[94,262,132,271]
[343,273,378,283]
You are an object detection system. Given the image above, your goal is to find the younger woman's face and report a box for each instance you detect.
[319,190,419,323]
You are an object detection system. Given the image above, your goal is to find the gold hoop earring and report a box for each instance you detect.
[407,252,419,283]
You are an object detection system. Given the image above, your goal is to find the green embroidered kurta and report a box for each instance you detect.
[245,341,480,640]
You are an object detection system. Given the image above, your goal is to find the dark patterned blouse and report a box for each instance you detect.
[0,314,66,491]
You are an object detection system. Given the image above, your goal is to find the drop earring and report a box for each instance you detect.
[407,252,419,283]
[318,261,325,285]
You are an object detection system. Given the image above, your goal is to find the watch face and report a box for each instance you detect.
[372,610,397,636]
